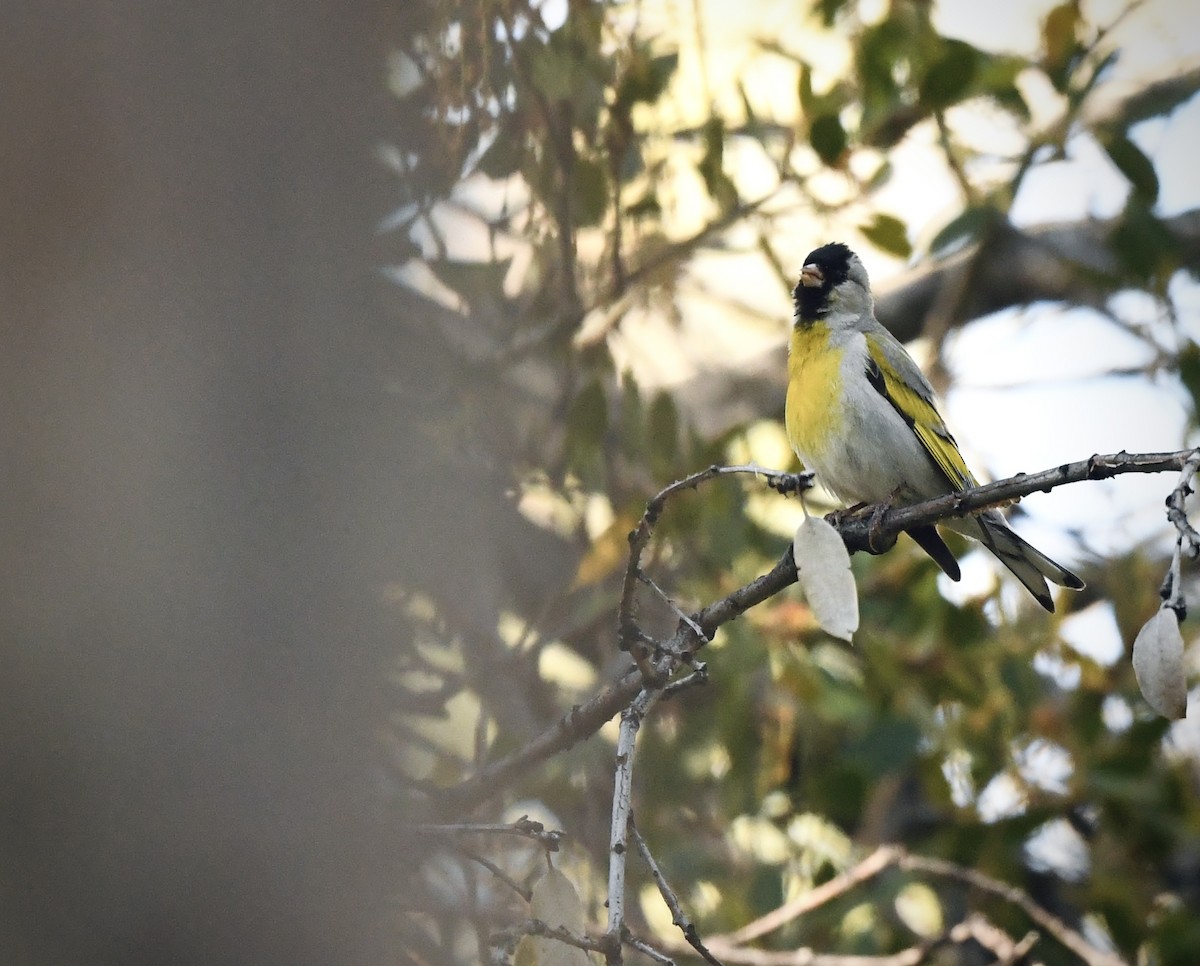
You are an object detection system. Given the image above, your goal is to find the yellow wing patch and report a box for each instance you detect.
[864,336,976,491]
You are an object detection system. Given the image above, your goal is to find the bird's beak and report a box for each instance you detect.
[799,264,823,288]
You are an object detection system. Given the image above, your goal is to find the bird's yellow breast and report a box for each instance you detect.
[785,322,843,461]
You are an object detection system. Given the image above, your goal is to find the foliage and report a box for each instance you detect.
[390,1,1200,963]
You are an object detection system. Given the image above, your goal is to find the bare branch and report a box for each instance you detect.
[413,816,565,851]
[712,846,903,947]
[432,449,1196,815]
[638,570,708,645]
[900,853,1128,966]
[667,941,932,965]
[619,464,812,655]
[459,848,533,903]
[948,913,1042,966]
[606,689,661,963]
[631,819,726,966]
[836,449,1198,557]
[662,662,709,699]
[1162,451,1200,616]
[492,917,615,957]
[430,663,646,812]
[624,932,678,965]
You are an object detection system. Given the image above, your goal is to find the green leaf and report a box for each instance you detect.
[1041,0,1080,88]
[817,0,849,26]
[477,128,524,179]
[699,116,725,183]
[859,213,912,259]
[809,113,847,166]
[865,159,894,190]
[617,140,644,182]
[919,40,981,110]
[698,117,737,210]
[624,186,660,217]
[846,717,921,775]
[856,18,907,131]
[1177,341,1200,415]
[928,205,995,257]
[798,60,815,117]
[974,53,1031,120]
[648,53,679,100]
[1102,134,1160,205]
[1109,201,1176,280]
[427,258,511,305]
[567,379,608,452]
[572,156,609,227]
[618,376,645,463]
[647,391,679,475]
[615,49,678,108]
[737,81,758,133]
[530,40,581,100]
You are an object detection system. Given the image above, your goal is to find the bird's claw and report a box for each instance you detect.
[866,489,904,554]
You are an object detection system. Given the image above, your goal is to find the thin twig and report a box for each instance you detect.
[639,570,708,644]
[934,111,975,206]
[492,917,615,956]
[1162,450,1200,617]
[900,853,1128,966]
[458,848,532,902]
[665,940,932,965]
[606,688,660,964]
[625,932,677,965]
[948,913,1043,966]
[662,662,709,699]
[619,464,811,655]
[631,818,726,966]
[413,816,565,851]
[712,846,903,947]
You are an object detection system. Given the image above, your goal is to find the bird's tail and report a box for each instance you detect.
[948,511,1084,612]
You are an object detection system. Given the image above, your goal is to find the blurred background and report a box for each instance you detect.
[3,0,1199,963]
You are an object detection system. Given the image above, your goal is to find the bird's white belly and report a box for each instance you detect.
[805,356,948,507]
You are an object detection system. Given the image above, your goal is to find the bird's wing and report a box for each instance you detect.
[863,332,977,492]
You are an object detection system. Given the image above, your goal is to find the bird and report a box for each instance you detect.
[785,241,1084,612]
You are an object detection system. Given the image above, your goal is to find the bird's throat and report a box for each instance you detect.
[786,321,843,462]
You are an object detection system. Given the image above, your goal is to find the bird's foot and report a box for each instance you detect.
[866,489,905,554]
[826,501,867,529]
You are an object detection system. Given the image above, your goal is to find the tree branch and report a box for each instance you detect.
[605,689,660,964]
[834,449,1195,556]
[413,815,565,850]
[632,818,726,966]
[875,210,1200,343]
[492,917,615,957]
[710,846,903,947]
[899,854,1127,966]
[430,449,1196,815]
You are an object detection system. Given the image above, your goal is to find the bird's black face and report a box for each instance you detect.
[792,242,854,322]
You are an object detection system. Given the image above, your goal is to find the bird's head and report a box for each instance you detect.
[792,242,873,326]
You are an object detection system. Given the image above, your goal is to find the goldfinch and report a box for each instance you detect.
[785,242,1084,612]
